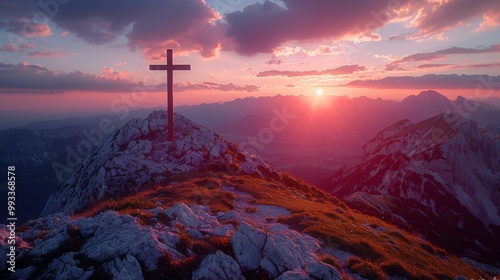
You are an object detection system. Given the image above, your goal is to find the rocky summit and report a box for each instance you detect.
[1,111,496,279]
[41,111,268,216]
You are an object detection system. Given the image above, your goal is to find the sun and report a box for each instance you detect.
[315,89,323,96]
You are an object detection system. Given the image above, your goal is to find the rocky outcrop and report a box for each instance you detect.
[4,203,341,280]
[192,251,244,280]
[41,111,270,216]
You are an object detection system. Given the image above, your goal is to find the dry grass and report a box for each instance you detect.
[146,253,201,280]
[318,253,341,271]
[74,175,235,219]
[347,256,386,279]
[245,206,258,213]
[225,174,489,280]
[71,167,489,280]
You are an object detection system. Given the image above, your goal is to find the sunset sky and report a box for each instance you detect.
[0,0,499,125]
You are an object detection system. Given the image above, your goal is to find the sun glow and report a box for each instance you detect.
[315,89,323,96]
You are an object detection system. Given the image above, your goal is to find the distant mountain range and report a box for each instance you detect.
[177,91,500,183]
[1,91,500,223]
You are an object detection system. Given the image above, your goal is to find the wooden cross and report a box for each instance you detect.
[150,49,191,141]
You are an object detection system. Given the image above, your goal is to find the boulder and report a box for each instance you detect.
[164,203,206,228]
[192,251,244,280]
[231,223,266,271]
[306,261,342,280]
[260,224,320,277]
[276,270,312,280]
[104,255,144,280]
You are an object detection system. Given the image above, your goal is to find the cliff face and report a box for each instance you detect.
[327,113,500,262]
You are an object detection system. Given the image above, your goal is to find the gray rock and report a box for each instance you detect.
[306,261,342,280]
[40,252,93,280]
[77,211,177,271]
[276,270,313,280]
[261,224,320,276]
[192,251,244,280]
[104,255,144,280]
[164,203,206,228]
[231,223,266,271]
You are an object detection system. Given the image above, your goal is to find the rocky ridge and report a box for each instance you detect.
[327,113,500,264]
[1,202,343,280]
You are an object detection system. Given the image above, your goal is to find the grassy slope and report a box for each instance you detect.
[74,162,492,280]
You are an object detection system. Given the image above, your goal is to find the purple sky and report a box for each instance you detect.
[0,0,499,125]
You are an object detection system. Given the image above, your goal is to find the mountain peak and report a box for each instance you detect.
[402,90,450,103]
[418,89,446,98]
[400,90,453,122]
[41,110,269,216]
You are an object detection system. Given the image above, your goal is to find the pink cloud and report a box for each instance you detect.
[385,44,500,71]
[415,63,454,69]
[414,61,500,70]
[265,57,284,65]
[387,34,403,41]
[342,74,500,90]
[98,66,129,80]
[410,0,500,37]
[0,43,21,52]
[60,31,71,37]
[0,43,34,52]
[476,10,500,31]
[257,65,366,77]
[466,62,500,68]
[17,22,52,38]
[28,51,78,58]
[174,82,259,92]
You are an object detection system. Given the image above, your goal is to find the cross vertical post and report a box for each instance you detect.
[149,49,191,141]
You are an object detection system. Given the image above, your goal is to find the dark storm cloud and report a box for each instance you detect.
[225,0,419,55]
[0,62,138,92]
[0,0,221,58]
